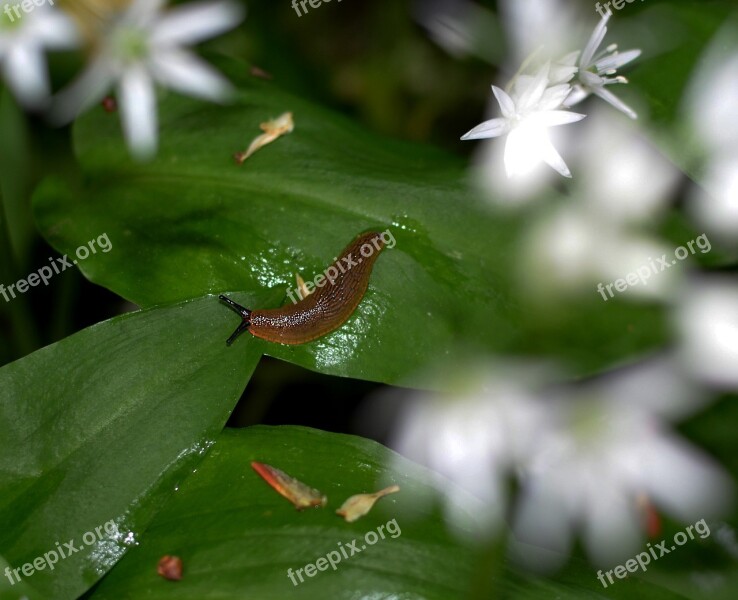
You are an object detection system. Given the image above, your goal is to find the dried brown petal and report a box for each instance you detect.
[234,112,294,164]
[296,273,312,299]
[157,555,183,581]
[336,485,400,523]
[252,461,327,510]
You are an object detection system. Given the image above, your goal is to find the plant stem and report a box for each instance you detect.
[0,190,39,358]
[0,88,39,359]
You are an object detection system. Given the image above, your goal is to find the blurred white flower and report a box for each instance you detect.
[564,14,641,119]
[511,361,729,571]
[520,106,682,297]
[523,205,678,300]
[684,24,738,243]
[386,360,730,569]
[684,25,738,153]
[676,279,738,389]
[413,0,501,62]
[461,64,585,178]
[687,155,738,244]
[0,5,79,109]
[52,0,244,159]
[391,364,552,538]
[499,0,580,65]
[574,107,680,224]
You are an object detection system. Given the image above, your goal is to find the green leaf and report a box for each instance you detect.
[0,295,261,600]
[85,425,476,599]
[33,59,668,382]
[85,426,688,600]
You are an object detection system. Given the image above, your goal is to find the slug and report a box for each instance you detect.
[220,231,388,345]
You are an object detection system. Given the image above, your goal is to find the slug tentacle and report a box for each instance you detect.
[219,295,252,346]
[220,231,389,346]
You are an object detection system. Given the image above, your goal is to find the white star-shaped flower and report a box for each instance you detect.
[510,361,730,570]
[53,0,244,159]
[565,14,641,119]
[0,4,79,109]
[461,64,585,178]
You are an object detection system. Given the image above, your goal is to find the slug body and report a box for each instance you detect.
[220,231,387,346]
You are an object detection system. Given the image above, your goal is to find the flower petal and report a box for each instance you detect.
[516,63,550,113]
[24,8,81,50]
[638,434,732,520]
[558,50,581,67]
[580,14,610,68]
[580,70,604,87]
[592,85,638,119]
[504,126,545,178]
[549,65,578,86]
[3,44,50,108]
[150,49,233,102]
[531,110,587,128]
[581,483,642,566]
[50,57,116,124]
[118,66,158,159]
[539,84,571,110]
[549,51,581,85]
[595,48,641,72]
[492,85,515,119]
[510,482,573,572]
[461,118,509,140]
[125,0,168,28]
[562,85,589,107]
[26,9,80,50]
[539,134,573,178]
[151,0,245,47]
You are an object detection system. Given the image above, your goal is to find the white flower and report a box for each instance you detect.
[574,107,680,224]
[414,0,499,62]
[375,356,732,571]
[0,5,79,109]
[52,0,244,159]
[518,106,683,296]
[564,14,641,119]
[676,279,738,389]
[522,205,679,300]
[683,23,738,152]
[389,363,552,538]
[461,64,585,178]
[549,50,580,85]
[683,25,738,241]
[383,360,729,569]
[500,0,580,65]
[687,155,738,244]
[510,362,730,571]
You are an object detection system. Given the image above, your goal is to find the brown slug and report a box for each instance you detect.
[220,231,389,345]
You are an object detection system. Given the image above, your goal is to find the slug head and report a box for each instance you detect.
[219,295,252,346]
